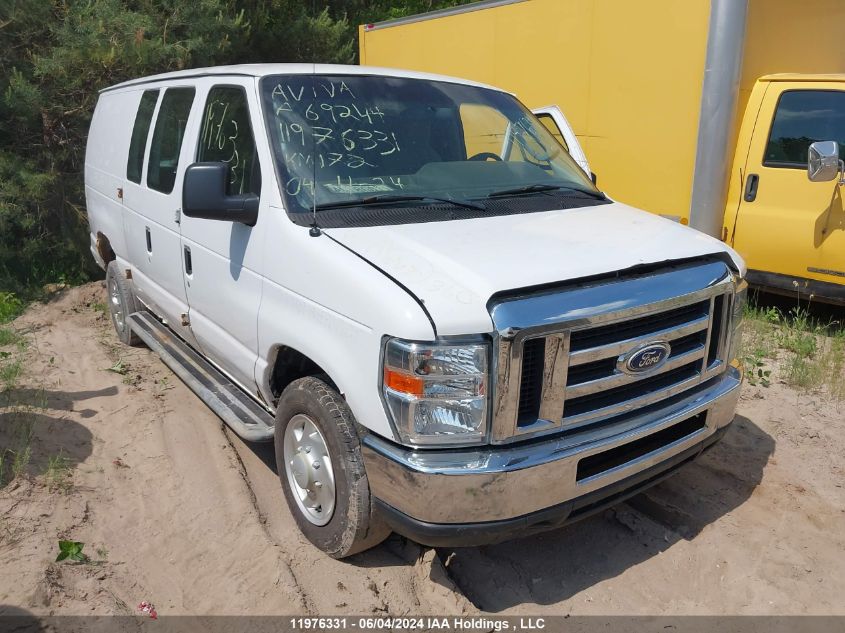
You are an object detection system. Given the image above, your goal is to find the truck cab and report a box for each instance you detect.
[724,74,845,304]
[357,0,845,307]
[86,64,746,558]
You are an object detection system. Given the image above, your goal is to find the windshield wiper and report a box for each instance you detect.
[486,183,606,200]
[314,194,486,212]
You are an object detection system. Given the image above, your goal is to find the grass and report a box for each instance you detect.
[0,327,21,347]
[0,420,34,487]
[740,297,845,397]
[0,292,24,324]
[105,358,127,375]
[0,313,37,487]
[44,451,73,493]
[0,358,23,392]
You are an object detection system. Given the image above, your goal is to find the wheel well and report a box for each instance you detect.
[96,232,116,264]
[269,346,337,401]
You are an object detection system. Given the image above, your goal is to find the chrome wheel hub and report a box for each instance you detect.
[109,277,124,331]
[283,414,336,526]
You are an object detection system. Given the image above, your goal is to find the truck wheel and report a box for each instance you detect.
[105,261,141,347]
[275,376,390,558]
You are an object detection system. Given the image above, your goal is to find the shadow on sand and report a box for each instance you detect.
[237,413,772,611]
[0,387,116,484]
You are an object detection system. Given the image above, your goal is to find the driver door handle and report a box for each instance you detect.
[744,173,759,202]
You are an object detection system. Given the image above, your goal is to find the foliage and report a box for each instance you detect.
[0,293,24,323]
[44,451,73,493]
[0,328,19,346]
[741,298,845,397]
[0,0,464,296]
[56,539,88,562]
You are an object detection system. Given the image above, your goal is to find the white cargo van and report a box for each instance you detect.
[85,64,746,558]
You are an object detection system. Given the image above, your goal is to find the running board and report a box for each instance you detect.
[128,311,275,442]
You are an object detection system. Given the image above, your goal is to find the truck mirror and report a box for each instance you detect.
[182,162,259,226]
[807,141,843,183]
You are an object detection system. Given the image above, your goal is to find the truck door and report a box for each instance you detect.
[122,86,199,345]
[731,84,845,301]
[532,106,591,176]
[177,79,264,394]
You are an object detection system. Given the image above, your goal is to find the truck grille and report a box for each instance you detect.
[490,260,736,443]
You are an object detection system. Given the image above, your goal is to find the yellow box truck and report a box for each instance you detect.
[359,0,845,305]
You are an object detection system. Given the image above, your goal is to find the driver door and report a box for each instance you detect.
[178,78,266,394]
[730,83,845,296]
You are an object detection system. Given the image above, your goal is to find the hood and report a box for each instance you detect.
[325,201,745,335]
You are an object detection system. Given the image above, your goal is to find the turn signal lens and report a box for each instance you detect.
[383,368,424,397]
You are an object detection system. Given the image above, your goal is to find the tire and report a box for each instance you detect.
[105,261,141,346]
[275,376,391,558]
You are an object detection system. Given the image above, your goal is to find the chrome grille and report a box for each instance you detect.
[490,260,736,443]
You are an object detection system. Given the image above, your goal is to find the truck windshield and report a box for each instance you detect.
[260,74,601,215]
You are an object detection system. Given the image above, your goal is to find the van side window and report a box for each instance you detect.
[535,113,569,152]
[126,90,159,184]
[147,87,195,194]
[764,90,845,168]
[198,87,260,195]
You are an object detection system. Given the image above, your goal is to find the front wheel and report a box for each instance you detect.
[274,376,390,558]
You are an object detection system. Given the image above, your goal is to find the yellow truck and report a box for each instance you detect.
[359,0,845,305]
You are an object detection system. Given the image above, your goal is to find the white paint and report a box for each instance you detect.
[531,105,591,175]
[102,63,504,96]
[86,64,745,445]
[326,202,744,336]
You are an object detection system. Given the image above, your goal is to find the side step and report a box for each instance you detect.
[128,311,275,442]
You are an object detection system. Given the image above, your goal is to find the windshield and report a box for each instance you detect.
[260,74,601,215]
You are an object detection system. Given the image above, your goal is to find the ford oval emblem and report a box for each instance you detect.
[620,342,671,374]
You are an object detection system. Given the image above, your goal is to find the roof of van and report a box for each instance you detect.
[101,63,501,93]
[760,73,845,83]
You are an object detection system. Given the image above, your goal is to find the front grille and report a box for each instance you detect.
[707,293,726,366]
[491,259,735,442]
[569,300,709,352]
[563,361,701,419]
[575,412,707,481]
[517,338,545,420]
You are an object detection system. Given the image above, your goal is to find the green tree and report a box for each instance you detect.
[0,0,250,295]
[0,0,468,296]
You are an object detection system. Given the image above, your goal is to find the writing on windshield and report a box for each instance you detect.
[268,77,407,201]
[261,74,598,214]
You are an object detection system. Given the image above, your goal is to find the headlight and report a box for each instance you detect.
[381,338,488,446]
[729,279,747,361]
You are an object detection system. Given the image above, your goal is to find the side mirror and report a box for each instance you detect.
[183,162,259,225]
[807,141,842,183]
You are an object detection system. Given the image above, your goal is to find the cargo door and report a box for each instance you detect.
[731,83,845,302]
[122,86,200,345]
[532,106,591,176]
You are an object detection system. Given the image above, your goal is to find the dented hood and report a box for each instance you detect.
[325,201,745,335]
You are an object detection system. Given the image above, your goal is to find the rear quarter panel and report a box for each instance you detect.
[85,90,138,265]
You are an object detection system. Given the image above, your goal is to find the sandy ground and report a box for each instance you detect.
[0,283,843,616]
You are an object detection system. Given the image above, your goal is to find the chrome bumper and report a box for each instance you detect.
[363,366,741,526]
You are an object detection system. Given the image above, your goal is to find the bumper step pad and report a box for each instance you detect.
[128,311,274,442]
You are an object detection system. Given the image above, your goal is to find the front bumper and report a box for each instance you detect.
[362,366,741,547]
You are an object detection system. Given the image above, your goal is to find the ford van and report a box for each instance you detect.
[86,64,746,557]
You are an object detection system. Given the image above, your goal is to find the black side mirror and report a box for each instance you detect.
[183,162,259,226]
[590,171,598,185]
